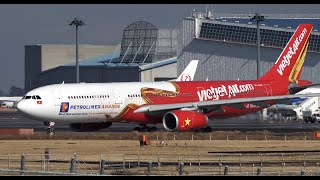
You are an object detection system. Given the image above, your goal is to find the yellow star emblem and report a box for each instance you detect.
[185,117,191,126]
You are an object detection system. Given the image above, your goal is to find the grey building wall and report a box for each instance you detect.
[25,45,42,92]
[140,63,177,82]
[25,44,117,92]
[155,29,178,62]
[38,66,140,87]
[178,18,320,83]
[41,45,118,71]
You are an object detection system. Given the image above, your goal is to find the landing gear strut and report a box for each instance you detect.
[133,125,158,132]
[45,122,55,136]
[194,126,212,133]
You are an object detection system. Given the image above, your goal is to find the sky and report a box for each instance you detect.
[1,4,320,94]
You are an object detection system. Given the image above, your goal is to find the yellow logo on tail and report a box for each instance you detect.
[289,42,309,83]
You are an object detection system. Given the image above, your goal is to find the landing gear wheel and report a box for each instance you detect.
[149,126,158,132]
[133,125,158,132]
[46,121,55,136]
[194,127,212,133]
[204,126,212,132]
[46,128,55,136]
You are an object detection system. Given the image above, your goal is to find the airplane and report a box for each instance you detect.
[0,96,23,108]
[267,85,320,112]
[16,23,320,135]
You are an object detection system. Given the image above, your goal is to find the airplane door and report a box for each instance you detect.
[263,84,273,96]
[111,89,123,105]
[52,86,61,106]
[109,89,123,115]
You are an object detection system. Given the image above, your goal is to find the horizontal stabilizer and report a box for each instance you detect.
[289,83,320,94]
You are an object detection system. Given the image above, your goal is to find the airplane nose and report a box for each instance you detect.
[16,101,27,113]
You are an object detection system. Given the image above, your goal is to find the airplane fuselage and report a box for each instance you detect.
[17,80,289,124]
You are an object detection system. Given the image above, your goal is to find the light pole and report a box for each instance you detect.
[250,13,265,79]
[250,13,266,121]
[69,17,85,83]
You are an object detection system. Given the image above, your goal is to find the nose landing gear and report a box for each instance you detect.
[44,122,55,136]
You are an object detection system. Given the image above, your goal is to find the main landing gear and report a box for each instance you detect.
[194,126,212,133]
[133,124,158,132]
[44,121,55,136]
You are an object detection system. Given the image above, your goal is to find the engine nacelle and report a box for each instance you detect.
[163,110,208,131]
[70,122,112,132]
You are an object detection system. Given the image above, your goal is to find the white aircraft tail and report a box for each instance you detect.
[174,60,199,81]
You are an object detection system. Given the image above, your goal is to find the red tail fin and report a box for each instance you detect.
[259,24,313,83]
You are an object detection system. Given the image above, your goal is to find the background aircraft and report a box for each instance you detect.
[174,60,198,81]
[0,96,22,108]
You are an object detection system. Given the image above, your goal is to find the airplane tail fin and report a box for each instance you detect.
[258,24,313,83]
[175,60,199,81]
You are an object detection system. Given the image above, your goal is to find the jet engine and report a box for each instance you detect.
[70,122,112,131]
[163,110,208,131]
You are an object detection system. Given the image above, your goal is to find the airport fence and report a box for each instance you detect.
[0,152,320,176]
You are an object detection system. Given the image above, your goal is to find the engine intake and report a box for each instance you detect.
[163,110,208,131]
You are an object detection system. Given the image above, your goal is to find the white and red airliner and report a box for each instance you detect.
[17,24,320,134]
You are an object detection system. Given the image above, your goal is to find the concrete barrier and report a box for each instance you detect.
[0,128,33,135]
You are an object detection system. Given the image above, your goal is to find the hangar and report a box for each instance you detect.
[24,21,178,92]
[177,12,320,83]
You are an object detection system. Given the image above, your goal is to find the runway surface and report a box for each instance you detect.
[1,109,320,133]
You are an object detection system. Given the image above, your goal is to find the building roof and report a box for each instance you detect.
[61,50,177,69]
[63,51,121,66]
[215,18,320,31]
[140,57,177,71]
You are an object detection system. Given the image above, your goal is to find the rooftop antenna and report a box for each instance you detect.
[206,4,208,15]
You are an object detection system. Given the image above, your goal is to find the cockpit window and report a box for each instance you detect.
[36,95,41,99]
[32,96,36,99]
[25,96,31,99]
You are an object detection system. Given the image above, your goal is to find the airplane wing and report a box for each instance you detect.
[134,93,320,114]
